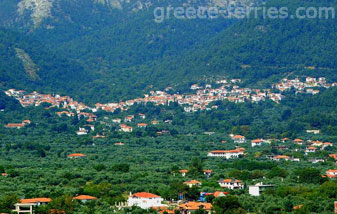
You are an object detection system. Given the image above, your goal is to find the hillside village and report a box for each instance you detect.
[5,76,337,115]
[4,76,337,136]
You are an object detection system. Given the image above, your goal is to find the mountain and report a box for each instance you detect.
[0,28,91,97]
[144,0,337,89]
[0,0,336,103]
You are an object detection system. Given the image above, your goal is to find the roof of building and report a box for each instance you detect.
[213,191,228,197]
[179,202,212,210]
[5,123,25,127]
[73,195,97,200]
[20,198,52,204]
[184,180,201,185]
[232,135,245,139]
[68,153,86,157]
[274,155,290,159]
[130,192,161,198]
[210,149,244,154]
[218,178,242,183]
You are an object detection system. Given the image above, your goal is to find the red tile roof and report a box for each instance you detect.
[68,153,86,158]
[5,123,25,128]
[20,198,51,204]
[130,192,161,198]
[184,180,201,185]
[232,135,245,139]
[73,195,97,200]
[179,202,212,211]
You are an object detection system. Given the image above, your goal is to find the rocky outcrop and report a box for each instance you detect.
[17,0,53,27]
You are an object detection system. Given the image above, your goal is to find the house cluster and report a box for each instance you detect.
[127,192,217,214]
[6,76,336,116]
[208,134,335,164]
[115,114,161,133]
[5,89,89,111]
[273,77,336,94]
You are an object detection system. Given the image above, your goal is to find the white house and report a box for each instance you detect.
[218,179,243,189]
[13,198,51,214]
[203,170,212,177]
[305,147,317,155]
[128,192,164,209]
[251,139,263,147]
[179,169,188,177]
[76,127,88,135]
[248,183,274,196]
[306,130,320,134]
[207,149,244,159]
[231,135,246,144]
[138,113,146,119]
[120,124,133,132]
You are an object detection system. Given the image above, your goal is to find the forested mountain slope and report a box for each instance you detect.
[145,0,337,89]
[0,29,91,97]
[0,0,336,103]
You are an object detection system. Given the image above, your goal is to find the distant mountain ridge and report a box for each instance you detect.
[0,0,263,29]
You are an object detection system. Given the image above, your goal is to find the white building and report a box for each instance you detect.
[305,147,317,155]
[218,179,243,189]
[76,127,88,135]
[251,139,264,147]
[231,135,246,144]
[248,183,274,196]
[13,198,51,214]
[128,192,164,209]
[207,149,244,159]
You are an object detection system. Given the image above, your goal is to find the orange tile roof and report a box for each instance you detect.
[210,149,244,153]
[307,147,317,150]
[203,169,212,173]
[293,205,303,210]
[21,198,51,204]
[213,191,228,197]
[131,192,161,198]
[5,123,25,128]
[179,169,189,173]
[329,154,337,160]
[184,180,201,185]
[73,195,97,200]
[179,202,212,211]
[218,179,242,183]
[274,155,290,159]
[68,153,86,158]
[232,135,245,139]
